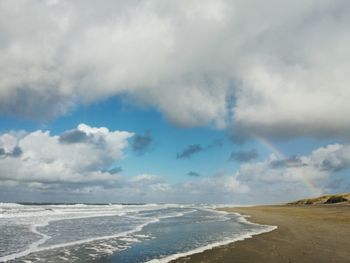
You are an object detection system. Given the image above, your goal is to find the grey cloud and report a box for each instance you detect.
[177,139,223,159]
[132,132,153,155]
[177,144,205,159]
[0,146,22,158]
[107,167,123,174]
[321,160,349,172]
[324,176,349,193]
[228,128,250,145]
[1,1,350,139]
[0,172,249,204]
[229,149,258,162]
[269,159,287,168]
[187,171,201,177]
[270,156,306,169]
[308,144,350,172]
[207,139,224,148]
[0,86,74,121]
[59,130,88,144]
[234,143,350,200]
[11,146,22,157]
[3,141,350,204]
[100,166,123,174]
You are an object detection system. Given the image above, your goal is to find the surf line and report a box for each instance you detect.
[0,208,134,262]
[146,213,277,263]
[0,216,161,262]
[0,221,51,262]
[0,206,195,262]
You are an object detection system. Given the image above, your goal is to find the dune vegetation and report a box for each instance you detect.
[288,193,350,205]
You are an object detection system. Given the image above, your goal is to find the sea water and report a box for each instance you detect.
[0,203,276,262]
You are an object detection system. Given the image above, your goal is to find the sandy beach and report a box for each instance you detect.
[171,205,350,263]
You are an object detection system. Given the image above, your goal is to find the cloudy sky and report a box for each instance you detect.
[1,0,349,204]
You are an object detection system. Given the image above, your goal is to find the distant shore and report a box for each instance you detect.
[171,205,350,263]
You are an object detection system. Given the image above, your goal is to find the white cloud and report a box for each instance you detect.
[0,124,133,186]
[303,144,350,171]
[99,172,249,203]
[182,173,248,195]
[235,143,350,199]
[0,0,349,137]
[128,174,171,194]
[1,122,349,203]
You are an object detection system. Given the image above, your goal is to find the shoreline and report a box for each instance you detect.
[147,212,276,263]
[171,205,350,263]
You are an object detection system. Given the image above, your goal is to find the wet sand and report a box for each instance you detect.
[171,205,350,263]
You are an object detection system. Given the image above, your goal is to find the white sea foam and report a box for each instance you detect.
[230,212,268,227]
[156,209,196,219]
[0,202,158,220]
[0,207,127,220]
[0,202,24,207]
[0,204,189,262]
[0,216,159,262]
[146,212,277,263]
[0,205,271,263]
[0,221,51,262]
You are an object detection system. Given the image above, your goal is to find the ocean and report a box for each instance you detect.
[0,203,275,262]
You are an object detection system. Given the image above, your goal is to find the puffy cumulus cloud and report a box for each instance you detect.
[0,124,134,189]
[302,144,350,172]
[234,143,350,200]
[1,0,350,138]
[1,123,349,203]
[3,142,349,204]
[237,155,327,186]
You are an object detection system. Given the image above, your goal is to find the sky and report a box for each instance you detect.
[0,0,350,204]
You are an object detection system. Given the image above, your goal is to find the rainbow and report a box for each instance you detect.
[255,135,323,197]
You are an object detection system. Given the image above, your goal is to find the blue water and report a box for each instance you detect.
[0,203,275,263]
